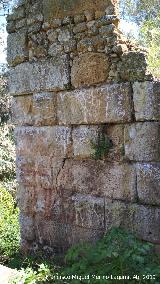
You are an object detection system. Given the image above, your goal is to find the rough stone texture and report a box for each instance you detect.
[72,125,100,158]
[118,52,150,82]
[12,93,57,126]
[43,0,117,20]
[33,93,57,126]
[15,126,72,159]
[124,122,160,162]
[57,160,137,201]
[7,29,28,66]
[12,95,33,125]
[71,53,110,88]
[133,81,160,121]
[58,83,132,124]
[9,56,70,95]
[136,163,160,206]
[7,0,160,254]
[105,200,160,243]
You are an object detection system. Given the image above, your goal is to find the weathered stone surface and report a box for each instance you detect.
[33,92,57,125]
[9,56,70,95]
[50,194,105,229]
[57,83,132,124]
[72,125,100,158]
[71,53,110,88]
[33,219,104,252]
[12,95,33,125]
[104,124,125,161]
[136,163,160,205]
[7,30,28,66]
[118,52,150,82]
[124,122,160,161]
[133,81,160,121]
[43,0,117,21]
[16,155,64,189]
[15,126,72,158]
[105,200,160,242]
[19,213,35,241]
[12,93,57,126]
[57,160,137,201]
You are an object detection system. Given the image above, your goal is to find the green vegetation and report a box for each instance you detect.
[0,187,20,262]
[7,228,160,284]
[91,134,113,160]
[120,0,160,78]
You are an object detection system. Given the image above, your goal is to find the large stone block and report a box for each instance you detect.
[124,122,160,162]
[15,126,72,158]
[133,81,160,121]
[7,29,28,66]
[71,53,110,88]
[136,163,160,205]
[72,125,100,158]
[104,124,125,161]
[105,200,160,242]
[33,93,57,125]
[33,219,104,253]
[57,160,137,201]
[57,83,132,124]
[16,155,65,190]
[43,0,117,21]
[12,95,33,125]
[9,56,70,95]
[51,194,105,229]
[12,93,57,126]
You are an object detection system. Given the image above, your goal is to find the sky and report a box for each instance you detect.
[0,11,139,66]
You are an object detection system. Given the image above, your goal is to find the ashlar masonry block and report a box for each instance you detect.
[12,93,57,126]
[136,163,160,206]
[57,160,137,201]
[15,126,72,158]
[7,29,28,66]
[133,81,160,121]
[105,200,160,243]
[9,56,70,95]
[71,53,110,88]
[124,122,160,162]
[57,83,132,124]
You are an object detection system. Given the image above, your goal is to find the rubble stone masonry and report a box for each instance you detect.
[7,0,160,254]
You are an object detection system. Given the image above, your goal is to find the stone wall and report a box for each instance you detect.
[7,0,160,255]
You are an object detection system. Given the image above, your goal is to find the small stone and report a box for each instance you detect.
[15,18,26,30]
[84,10,95,21]
[74,14,85,24]
[47,29,58,42]
[48,43,63,56]
[62,16,74,25]
[58,28,72,42]
[99,24,115,35]
[28,23,42,34]
[95,11,105,19]
[73,22,87,34]
[64,40,77,53]
[51,19,62,28]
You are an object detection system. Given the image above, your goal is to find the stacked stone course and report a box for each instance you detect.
[7,0,160,254]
